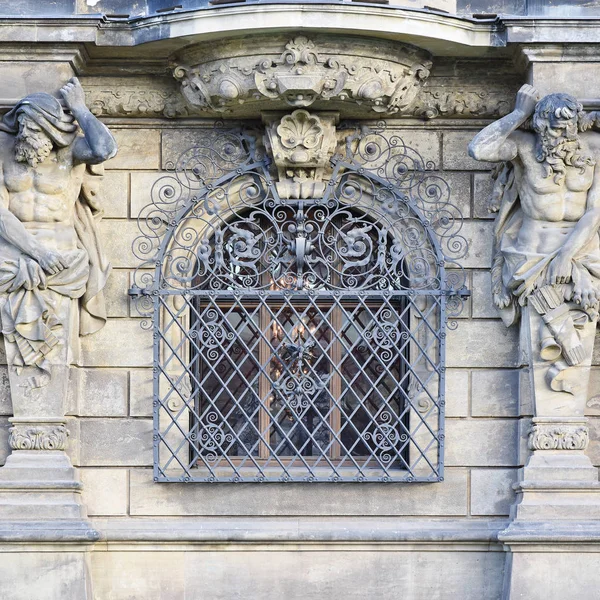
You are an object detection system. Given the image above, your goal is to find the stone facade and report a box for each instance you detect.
[0,2,600,599]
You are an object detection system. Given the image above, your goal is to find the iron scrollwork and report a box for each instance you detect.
[131,121,469,483]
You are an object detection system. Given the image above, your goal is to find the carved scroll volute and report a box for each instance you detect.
[263,109,338,199]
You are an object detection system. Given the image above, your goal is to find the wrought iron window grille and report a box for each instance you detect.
[130,122,469,482]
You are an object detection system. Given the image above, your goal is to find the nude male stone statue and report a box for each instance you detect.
[0,78,117,395]
[469,84,600,393]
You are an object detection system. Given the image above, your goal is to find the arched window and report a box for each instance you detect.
[131,127,468,482]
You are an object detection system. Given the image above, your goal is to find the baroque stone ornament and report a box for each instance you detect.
[528,421,589,451]
[171,34,432,116]
[8,423,69,451]
[0,78,116,464]
[469,85,600,397]
[263,109,338,199]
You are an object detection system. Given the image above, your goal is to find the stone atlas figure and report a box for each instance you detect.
[0,78,116,458]
[0,78,116,395]
[469,84,600,397]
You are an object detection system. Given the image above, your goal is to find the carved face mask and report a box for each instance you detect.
[15,116,53,167]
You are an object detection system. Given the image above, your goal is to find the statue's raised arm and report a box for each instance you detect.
[468,84,539,163]
[60,77,117,165]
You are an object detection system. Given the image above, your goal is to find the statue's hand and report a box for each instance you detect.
[547,252,573,285]
[514,84,540,117]
[32,248,70,276]
[60,77,86,111]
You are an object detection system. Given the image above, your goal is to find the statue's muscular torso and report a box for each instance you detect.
[511,130,600,255]
[0,132,85,253]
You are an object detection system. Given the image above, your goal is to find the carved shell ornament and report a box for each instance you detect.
[171,34,433,117]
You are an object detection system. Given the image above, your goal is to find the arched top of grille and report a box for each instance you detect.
[131,123,469,303]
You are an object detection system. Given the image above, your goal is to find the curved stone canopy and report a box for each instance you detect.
[171,33,433,118]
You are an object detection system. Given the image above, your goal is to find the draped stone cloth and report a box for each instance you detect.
[0,96,110,377]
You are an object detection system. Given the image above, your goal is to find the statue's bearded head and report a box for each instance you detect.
[15,115,53,167]
[532,93,595,183]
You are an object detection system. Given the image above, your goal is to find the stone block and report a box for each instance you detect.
[471,270,497,319]
[100,171,129,219]
[65,416,81,466]
[442,131,495,171]
[445,418,519,466]
[445,368,469,417]
[182,548,504,600]
[80,468,128,516]
[105,129,160,170]
[470,467,518,516]
[389,130,441,168]
[104,269,130,318]
[79,369,128,417]
[130,369,153,417]
[92,552,185,600]
[130,171,164,218]
[471,369,519,417]
[587,417,600,466]
[0,366,12,416]
[0,418,9,467]
[99,220,139,269]
[586,368,600,415]
[473,172,495,219]
[80,418,153,467]
[81,319,152,368]
[444,171,471,219]
[0,552,90,600]
[459,221,494,269]
[129,467,469,516]
[161,128,224,169]
[447,320,519,368]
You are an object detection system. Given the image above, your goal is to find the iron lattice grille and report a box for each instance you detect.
[131,125,468,482]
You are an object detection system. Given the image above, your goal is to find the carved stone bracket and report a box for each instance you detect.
[171,34,432,117]
[8,421,69,451]
[263,109,338,199]
[528,419,589,451]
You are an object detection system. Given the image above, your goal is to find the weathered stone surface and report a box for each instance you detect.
[81,319,152,368]
[445,419,519,466]
[79,369,128,417]
[130,171,162,217]
[99,221,139,269]
[0,366,12,417]
[473,172,495,220]
[105,129,160,170]
[129,468,468,516]
[586,418,600,466]
[470,468,518,516]
[92,551,185,600]
[444,172,471,219]
[445,369,469,418]
[447,320,519,368]
[130,369,153,417]
[0,418,10,467]
[80,418,153,467]
[459,221,494,269]
[81,468,128,516]
[100,171,129,219]
[471,270,497,319]
[0,552,90,600]
[443,131,494,171]
[471,369,519,417]
[104,269,130,319]
[182,548,504,600]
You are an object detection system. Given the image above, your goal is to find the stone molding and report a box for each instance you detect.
[528,420,589,451]
[8,423,69,451]
[171,34,432,116]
